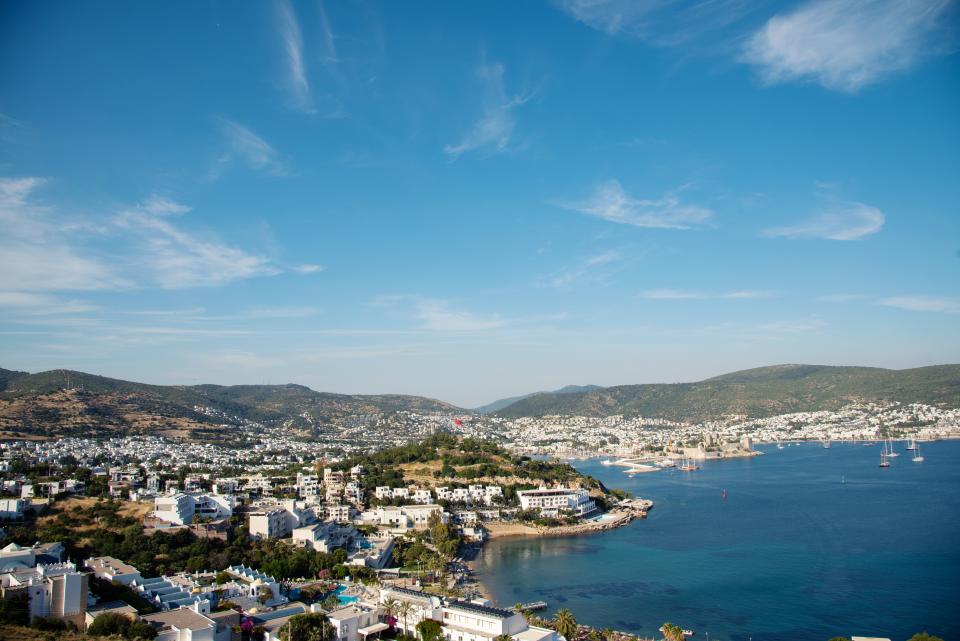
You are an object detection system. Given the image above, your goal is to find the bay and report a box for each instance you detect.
[475,441,960,641]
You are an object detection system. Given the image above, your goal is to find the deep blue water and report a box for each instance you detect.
[477,441,960,641]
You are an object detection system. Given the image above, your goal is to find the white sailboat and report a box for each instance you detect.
[886,438,900,457]
[906,438,917,451]
[879,450,891,467]
[912,442,924,463]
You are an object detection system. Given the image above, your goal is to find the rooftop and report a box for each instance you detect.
[143,608,215,632]
[445,599,517,619]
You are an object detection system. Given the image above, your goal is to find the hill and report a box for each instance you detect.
[0,367,461,440]
[474,384,602,414]
[494,364,960,420]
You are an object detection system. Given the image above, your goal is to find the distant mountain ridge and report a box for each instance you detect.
[474,384,602,414]
[493,364,960,420]
[2,364,959,440]
[0,367,461,440]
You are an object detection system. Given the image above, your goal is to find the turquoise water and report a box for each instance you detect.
[333,584,359,604]
[476,441,960,641]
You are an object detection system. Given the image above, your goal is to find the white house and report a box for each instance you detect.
[327,603,382,641]
[0,498,28,520]
[516,486,596,518]
[142,607,217,641]
[0,561,89,628]
[153,493,235,526]
[292,521,356,553]
[84,556,142,585]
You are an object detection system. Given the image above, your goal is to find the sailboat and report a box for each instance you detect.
[879,450,891,468]
[912,442,925,463]
[886,438,900,458]
[906,438,917,451]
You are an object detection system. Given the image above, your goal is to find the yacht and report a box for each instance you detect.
[912,443,925,463]
[822,440,832,449]
[879,451,891,468]
[906,438,917,451]
[885,438,900,457]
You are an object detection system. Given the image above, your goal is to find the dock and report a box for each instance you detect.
[520,601,548,611]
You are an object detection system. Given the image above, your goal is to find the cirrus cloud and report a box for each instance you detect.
[764,200,885,240]
[743,0,956,92]
[562,180,714,230]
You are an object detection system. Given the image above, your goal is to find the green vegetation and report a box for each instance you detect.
[553,609,578,641]
[279,613,336,641]
[496,364,960,419]
[87,613,157,639]
[416,619,443,641]
[338,434,604,500]
[660,623,685,641]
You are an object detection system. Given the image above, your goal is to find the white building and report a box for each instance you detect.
[0,561,89,628]
[153,492,235,526]
[0,498,28,520]
[292,521,357,553]
[0,541,65,572]
[327,603,382,641]
[142,607,217,641]
[401,504,448,529]
[380,587,558,641]
[84,556,142,585]
[248,500,317,539]
[516,486,596,518]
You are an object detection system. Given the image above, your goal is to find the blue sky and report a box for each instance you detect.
[1,0,958,407]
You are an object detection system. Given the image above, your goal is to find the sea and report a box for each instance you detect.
[475,440,960,641]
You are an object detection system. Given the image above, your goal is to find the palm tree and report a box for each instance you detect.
[660,623,684,641]
[554,608,578,641]
[397,601,413,638]
[382,597,398,629]
[601,628,615,641]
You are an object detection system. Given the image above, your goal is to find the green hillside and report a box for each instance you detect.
[494,364,960,420]
[0,367,461,439]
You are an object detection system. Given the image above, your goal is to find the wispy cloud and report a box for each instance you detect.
[878,295,960,313]
[640,289,775,300]
[374,295,560,332]
[242,306,320,319]
[0,177,128,291]
[554,0,763,47]
[545,250,622,288]
[817,293,869,303]
[218,119,290,176]
[293,263,325,274]
[115,205,279,289]
[0,291,96,315]
[414,299,508,331]
[562,180,714,230]
[764,200,885,240]
[742,0,956,92]
[444,61,531,159]
[140,195,191,216]
[317,0,340,68]
[276,0,313,112]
